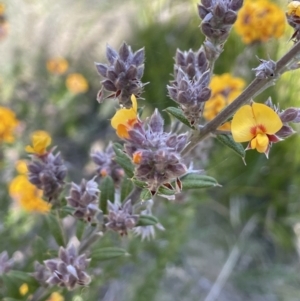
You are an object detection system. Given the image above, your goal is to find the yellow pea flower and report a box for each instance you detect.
[231,102,283,154]
[0,106,19,143]
[46,57,69,75]
[66,73,89,94]
[235,0,285,44]
[287,1,300,18]
[19,283,29,296]
[46,292,64,301]
[25,130,52,156]
[111,94,138,138]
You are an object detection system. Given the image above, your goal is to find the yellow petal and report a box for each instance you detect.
[131,94,137,112]
[251,103,282,134]
[250,133,269,153]
[111,109,135,129]
[231,105,256,142]
[116,124,130,138]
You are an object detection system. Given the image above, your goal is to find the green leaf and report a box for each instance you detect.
[46,212,65,247]
[32,236,48,261]
[91,247,129,262]
[6,271,37,286]
[113,144,134,178]
[100,176,115,214]
[140,189,152,200]
[120,177,134,202]
[137,215,159,226]
[216,134,245,159]
[131,178,147,189]
[76,220,86,240]
[59,206,74,216]
[165,107,194,129]
[180,173,220,189]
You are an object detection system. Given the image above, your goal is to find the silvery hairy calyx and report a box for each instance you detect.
[42,245,91,290]
[27,150,67,201]
[168,49,211,126]
[0,251,13,275]
[95,42,146,108]
[66,178,101,223]
[91,143,124,185]
[124,110,188,195]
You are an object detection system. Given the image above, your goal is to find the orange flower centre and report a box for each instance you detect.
[132,151,142,164]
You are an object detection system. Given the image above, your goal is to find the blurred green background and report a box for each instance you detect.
[1,0,300,300]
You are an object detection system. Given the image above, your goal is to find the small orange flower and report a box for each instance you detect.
[132,151,142,164]
[25,130,52,156]
[231,102,283,154]
[9,163,51,213]
[111,94,139,138]
[0,106,19,143]
[46,57,69,75]
[19,283,29,296]
[66,73,89,94]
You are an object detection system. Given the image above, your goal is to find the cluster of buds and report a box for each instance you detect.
[105,199,139,235]
[27,151,67,201]
[91,143,124,185]
[252,57,276,79]
[40,245,91,290]
[95,42,146,108]
[0,251,13,275]
[198,0,243,45]
[168,48,211,126]
[66,178,101,223]
[124,110,188,195]
[286,1,300,42]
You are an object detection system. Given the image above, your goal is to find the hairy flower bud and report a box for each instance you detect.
[252,57,276,79]
[0,251,13,275]
[27,150,67,201]
[66,178,101,222]
[43,245,91,290]
[287,1,300,41]
[91,143,124,185]
[95,42,146,108]
[105,200,139,235]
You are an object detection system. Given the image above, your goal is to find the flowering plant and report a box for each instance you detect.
[2,0,300,300]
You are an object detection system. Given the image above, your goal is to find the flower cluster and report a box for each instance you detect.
[66,178,101,222]
[96,42,146,108]
[286,1,300,42]
[198,0,243,45]
[9,160,51,213]
[168,48,211,126]
[111,96,188,194]
[91,143,124,185]
[26,131,67,201]
[0,106,19,143]
[204,73,245,130]
[0,251,13,275]
[42,245,91,290]
[105,199,139,235]
[235,0,285,44]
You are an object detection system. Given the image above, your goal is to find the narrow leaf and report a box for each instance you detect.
[100,176,115,214]
[76,220,86,240]
[46,212,65,247]
[113,144,134,178]
[165,107,194,129]
[7,270,37,285]
[180,173,220,189]
[137,215,159,226]
[91,247,129,262]
[120,177,134,202]
[216,134,245,158]
[140,189,151,200]
[32,236,48,261]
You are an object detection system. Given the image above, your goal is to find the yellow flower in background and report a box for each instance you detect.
[235,0,285,44]
[0,106,19,143]
[0,3,5,14]
[47,57,69,75]
[19,283,29,296]
[111,94,138,138]
[203,74,245,130]
[287,1,300,17]
[231,102,282,154]
[9,167,51,213]
[46,292,64,301]
[25,130,52,156]
[66,73,89,94]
